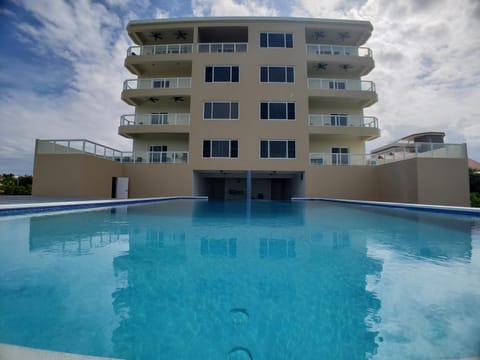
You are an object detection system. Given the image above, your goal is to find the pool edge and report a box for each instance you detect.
[292,197,480,216]
[0,343,122,360]
[0,196,208,216]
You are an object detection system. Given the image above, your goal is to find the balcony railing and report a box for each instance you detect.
[127,151,189,164]
[308,78,376,92]
[310,143,466,166]
[198,42,248,53]
[306,44,372,57]
[127,44,193,56]
[123,77,192,90]
[121,113,190,126]
[36,140,189,164]
[308,115,378,128]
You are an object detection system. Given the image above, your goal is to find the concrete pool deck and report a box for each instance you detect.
[0,343,121,360]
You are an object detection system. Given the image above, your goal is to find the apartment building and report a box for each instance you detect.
[33,17,470,205]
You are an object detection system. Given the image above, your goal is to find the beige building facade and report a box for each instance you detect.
[32,17,470,206]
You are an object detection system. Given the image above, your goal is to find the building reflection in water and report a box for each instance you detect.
[111,201,383,359]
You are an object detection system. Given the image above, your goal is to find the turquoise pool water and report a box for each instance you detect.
[0,200,479,359]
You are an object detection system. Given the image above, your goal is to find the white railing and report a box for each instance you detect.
[36,139,128,161]
[310,143,466,166]
[36,140,189,164]
[198,42,248,53]
[121,113,190,126]
[307,78,376,92]
[308,115,378,128]
[127,44,193,56]
[306,44,372,57]
[371,143,467,164]
[129,151,189,164]
[123,77,192,90]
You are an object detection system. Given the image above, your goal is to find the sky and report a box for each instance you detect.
[0,0,479,175]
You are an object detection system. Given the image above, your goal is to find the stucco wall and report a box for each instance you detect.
[32,154,123,198]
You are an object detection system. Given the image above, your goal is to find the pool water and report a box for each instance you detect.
[0,200,479,360]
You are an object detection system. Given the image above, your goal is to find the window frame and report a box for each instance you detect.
[202,139,239,159]
[203,101,239,120]
[205,65,240,83]
[259,102,296,120]
[259,66,295,83]
[259,32,294,48]
[331,147,350,165]
[259,140,296,159]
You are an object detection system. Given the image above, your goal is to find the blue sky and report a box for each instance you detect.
[0,0,479,174]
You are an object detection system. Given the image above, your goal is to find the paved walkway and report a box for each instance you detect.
[0,196,105,204]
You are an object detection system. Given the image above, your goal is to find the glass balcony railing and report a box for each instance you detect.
[306,44,372,57]
[308,115,378,128]
[36,140,189,164]
[127,44,193,56]
[307,78,376,92]
[310,144,466,166]
[121,113,190,126]
[198,43,248,53]
[131,151,189,164]
[123,77,192,90]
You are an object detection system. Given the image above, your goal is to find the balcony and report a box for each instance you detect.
[306,44,372,57]
[308,114,379,139]
[307,78,377,107]
[127,44,193,56]
[128,151,189,164]
[306,44,374,76]
[309,143,466,166]
[36,140,189,164]
[119,113,190,138]
[198,42,247,53]
[121,77,192,106]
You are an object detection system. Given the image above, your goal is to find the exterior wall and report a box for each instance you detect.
[132,134,189,153]
[305,166,379,200]
[32,154,123,198]
[376,158,470,206]
[122,163,193,197]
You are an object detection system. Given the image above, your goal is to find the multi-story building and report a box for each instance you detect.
[32,17,470,205]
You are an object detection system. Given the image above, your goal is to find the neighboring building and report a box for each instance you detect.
[33,17,470,206]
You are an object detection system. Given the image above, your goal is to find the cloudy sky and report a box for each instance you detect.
[0,0,479,174]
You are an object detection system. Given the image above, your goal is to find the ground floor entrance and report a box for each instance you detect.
[193,170,305,200]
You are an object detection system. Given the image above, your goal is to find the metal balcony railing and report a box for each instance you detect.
[307,78,376,92]
[308,115,378,128]
[127,44,193,56]
[198,42,248,53]
[121,113,190,126]
[306,44,372,57]
[123,77,192,90]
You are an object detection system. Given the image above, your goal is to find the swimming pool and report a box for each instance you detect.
[0,199,479,359]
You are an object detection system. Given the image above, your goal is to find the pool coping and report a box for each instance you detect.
[292,197,480,216]
[0,196,208,216]
[0,343,122,360]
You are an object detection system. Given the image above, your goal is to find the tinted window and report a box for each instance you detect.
[212,140,230,157]
[203,140,211,157]
[269,141,286,158]
[269,103,287,119]
[214,67,231,82]
[212,103,230,118]
[269,33,285,47]
[269,67,286,82]
[260,141,268,158]
[231,140,238,158]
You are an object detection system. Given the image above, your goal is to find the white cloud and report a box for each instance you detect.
[154,8,171,18]
[192,0,279,16]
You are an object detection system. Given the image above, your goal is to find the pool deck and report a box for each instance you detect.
[0,195,208,215]
[0,343,121,360]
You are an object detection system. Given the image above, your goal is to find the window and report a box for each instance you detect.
[260,102,295,120]
[332,147,349,165]
[260,32,293,48]
[153,80,170,88]
[205,66,239,82]
[203,102,239,120]
[149,145,167,163]
[330,114,348,126]
[203,140,238,158]
[260,140,295,159]
[329,80,347,90]
[260,66,294,83]
[151,113,168,125]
